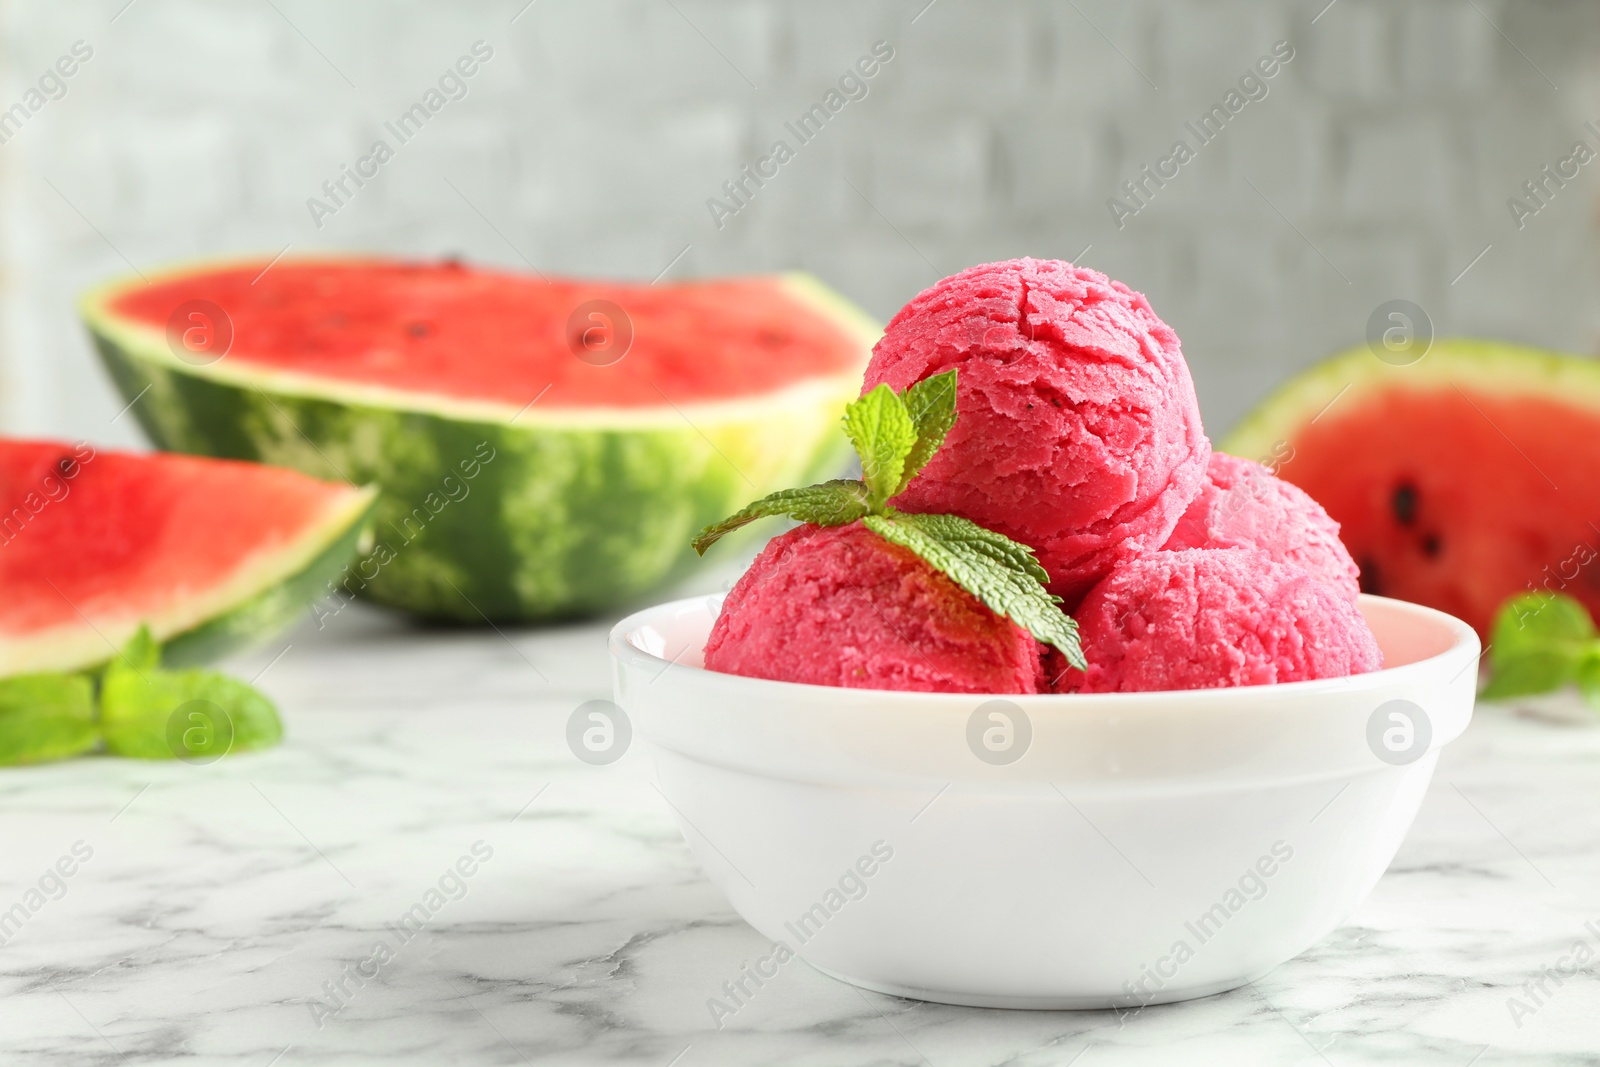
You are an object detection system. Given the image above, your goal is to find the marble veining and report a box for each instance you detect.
[0,592,1597,1066]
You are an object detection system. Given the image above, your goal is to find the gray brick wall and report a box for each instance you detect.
[2,0,1597,447]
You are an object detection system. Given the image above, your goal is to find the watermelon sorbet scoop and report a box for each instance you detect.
[696,258,1381,699]
[1164,451,1362,602]
[1066,548,1381,693]
[861,257,1210,604]
[702,522,1046,694]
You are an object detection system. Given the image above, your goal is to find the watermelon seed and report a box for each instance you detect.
[1358,558,1383,596]
[1421,533,1442,558]
[406,322,431,338]
[1391,482,1418,526]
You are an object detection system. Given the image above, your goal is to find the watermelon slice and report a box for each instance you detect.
[80,258,876,622]
[1222,339,1600,637]
[0,439,374,677]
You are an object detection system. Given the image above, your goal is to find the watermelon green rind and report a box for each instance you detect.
[1220,338,1600,459]
[159,489,377,667]
[81,265,874,622]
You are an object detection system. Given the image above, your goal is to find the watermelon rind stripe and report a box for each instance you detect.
[81,265,874,622]
[1219,338,1600,461]
[161,489,377,667]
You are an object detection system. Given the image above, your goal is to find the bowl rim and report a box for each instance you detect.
[609,593,1481,709]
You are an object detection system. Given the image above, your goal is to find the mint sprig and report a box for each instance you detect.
[691,371,956,554]
[0,625,284,767]
[101,625,283,760]
[1481,593,1600,707]
[693,370,1084,665]
[865,511,1085,669]
[692,480,871,554]
[844,383,919,509]
[0,674,97,765]
[900,370,959,479]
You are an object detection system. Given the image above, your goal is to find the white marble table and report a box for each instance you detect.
[2,582,1598,1066]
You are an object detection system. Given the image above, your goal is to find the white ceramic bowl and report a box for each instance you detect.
[610,594,1478,1009]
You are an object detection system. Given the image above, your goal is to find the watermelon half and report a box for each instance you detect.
[1222,339,1600,637]
[80,258,878,622]
[0,439,375,677]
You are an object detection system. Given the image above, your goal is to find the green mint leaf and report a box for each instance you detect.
[1576,652,1600,711]
[0,673,97,766]
[900,370,958,487]
[119,624,162,673]
[694,374,966,555]
[102,668,282,760]
[693,479,872,554]
[843,383,918,509]
[1483,593,1597,702]
[863,511,1083,669]
[1479,650,1577,701]
[101,629,282,760]
[1490,593,1595,661]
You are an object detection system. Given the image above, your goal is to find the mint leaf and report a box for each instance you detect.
[688,369,1082,674]
[1491,593,1594,660]
[697,372,962,555]
[101,630,281,761]
[1480,650,1577,701]
[102,667,282,760]
[0,674,97,765]
[901,370,958,486]
[692,480,871,555]
[843,383,918,510]
[864,510,1083,668]
[1483,593,1599,703]
[1577,652,1600,710]
[118,624,162,673]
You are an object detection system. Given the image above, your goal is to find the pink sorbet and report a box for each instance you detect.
[862,258,1210,604]
[1065,548,1381,693]
[1164,452,1362,602]
[703,522,1046,693]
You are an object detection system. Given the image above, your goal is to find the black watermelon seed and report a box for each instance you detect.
[406,322,431,338]
[1358,557,1382,596]
[1392,482,1418,526]
[1421,533,1442,558]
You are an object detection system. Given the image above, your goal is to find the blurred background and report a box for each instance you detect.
[1,0,1597,444]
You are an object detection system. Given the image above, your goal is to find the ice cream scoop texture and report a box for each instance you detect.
[862,257,1210,603]
[1164,451,1362,602]
[704,522,1046,694]
[1068,548,1382,693]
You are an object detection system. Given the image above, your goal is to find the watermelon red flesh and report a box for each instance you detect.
[1222,343,1600,638]
[107,261,865,409]
[82,258,875,623]
[0,440,373,674]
